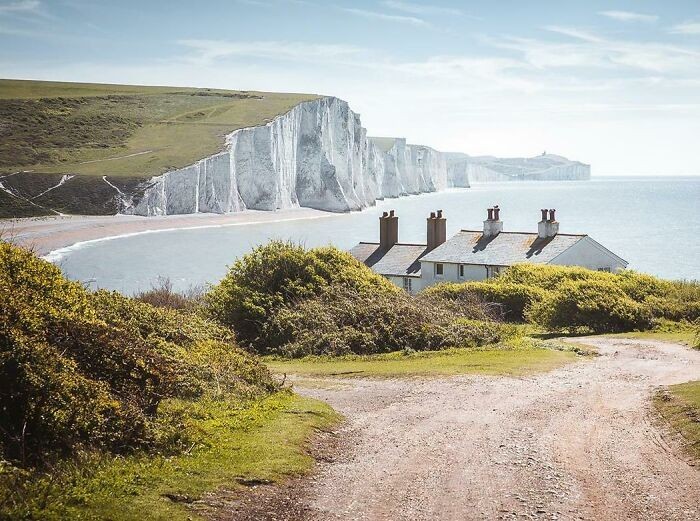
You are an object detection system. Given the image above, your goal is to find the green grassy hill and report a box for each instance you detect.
[0,79,318,217]
[0,79,318,177]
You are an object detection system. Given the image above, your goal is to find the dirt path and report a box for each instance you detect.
[226,338,700,520]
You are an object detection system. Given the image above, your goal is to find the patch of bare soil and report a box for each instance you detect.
[221,338,700,520]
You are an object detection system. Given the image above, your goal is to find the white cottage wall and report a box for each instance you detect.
[548,237,627,272]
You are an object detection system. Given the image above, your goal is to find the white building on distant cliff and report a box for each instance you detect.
[350,207,628,293]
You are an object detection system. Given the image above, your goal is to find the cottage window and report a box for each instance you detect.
[459,265,465,278]
[486,266,502,279]
[435,263,444,276]
[403,277,412,292]
[597,267,612,273]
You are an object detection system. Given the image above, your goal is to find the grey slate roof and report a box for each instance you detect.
[349,242,427,277]
[419,230,586,266]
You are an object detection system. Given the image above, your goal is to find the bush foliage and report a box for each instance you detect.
[265,286,510,357]
[425,281,546,322]
[206,242,399,351]
[0,242,277,468]
[526,279,653,333]
[206,242,511,357]
[429,263,697,333]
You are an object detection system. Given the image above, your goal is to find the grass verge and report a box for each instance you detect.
[654,381,700,461]
[267,343,579,378]
[0,391,338,521]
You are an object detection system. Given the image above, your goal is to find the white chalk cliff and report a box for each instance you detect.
[129,97,467,216]
[454,153,591,182]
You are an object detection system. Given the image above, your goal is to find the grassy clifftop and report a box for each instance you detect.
[0,79,318,178]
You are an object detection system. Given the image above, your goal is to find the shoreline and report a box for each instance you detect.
[2,188,473,260]
[1,208,339,258]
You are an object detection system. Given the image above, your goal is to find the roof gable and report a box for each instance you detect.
[349,242,427,277]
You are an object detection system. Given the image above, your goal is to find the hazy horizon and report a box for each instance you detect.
[2,0,700,175]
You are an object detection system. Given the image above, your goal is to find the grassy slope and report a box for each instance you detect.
[654,381,700,461]
[0,79,319,178]
[267,347,578,378]
[5,392,338,521]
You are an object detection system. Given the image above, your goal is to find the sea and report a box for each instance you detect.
[51,176,699,294]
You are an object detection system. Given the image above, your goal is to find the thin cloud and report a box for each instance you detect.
[381,0,462,17]
[178,39,366,65]
[598,10,658,23]
[501,27,700,75]
[670,21,700,34]
[544,26,605,43]
[0,0,41,14]
[340,7,429,27]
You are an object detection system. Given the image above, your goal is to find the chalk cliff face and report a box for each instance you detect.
[459,154,590,182]
[129,97,467,216]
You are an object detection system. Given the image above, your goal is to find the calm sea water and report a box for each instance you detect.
[53,177,699,294]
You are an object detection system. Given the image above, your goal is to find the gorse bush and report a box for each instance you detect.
[91,289,231,347]
[207,242,509,357]
[497,263,602,290]
[0,242,277,468]
[424,281,546,322]
[647,279,700,322]
[526,279,654,333]
[206,241,398,351]
[264,286,506,357]
[431,264,697,333]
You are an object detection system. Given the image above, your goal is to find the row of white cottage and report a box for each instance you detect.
[350,207,628,293]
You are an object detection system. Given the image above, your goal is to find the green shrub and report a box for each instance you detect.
[91,289,231,346]
[424,281,546,322]
[498,263,604,290]
[0,242,278,468]
[264,286,510,357]
[0,329,127,465]
[646,280,700,321]
[615,270,671,301]
[184,340,279,398]
[206,241,398,351]
[497,264,699,329]
[527,279,654,333]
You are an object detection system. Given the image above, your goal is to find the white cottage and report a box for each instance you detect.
[350,207,628,293]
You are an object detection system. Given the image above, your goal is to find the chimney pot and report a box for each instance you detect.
[437,209,443,218]
[389,210,395,217]
[483,206,503,237]
[538,209,559,238]
[382,211,388,217]
[540,209,548,221]
[430,211,436,219]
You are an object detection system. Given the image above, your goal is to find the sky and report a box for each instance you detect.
[2,1,700,175]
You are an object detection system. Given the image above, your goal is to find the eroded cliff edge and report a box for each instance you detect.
[127,97,468,216]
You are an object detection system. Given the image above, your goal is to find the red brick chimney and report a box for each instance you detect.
[379,210,398,249]
[427,209,447,251]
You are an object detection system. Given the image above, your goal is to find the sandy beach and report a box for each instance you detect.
[1,208,336,257]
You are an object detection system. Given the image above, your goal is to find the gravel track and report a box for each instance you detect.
[225,338,700,520]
